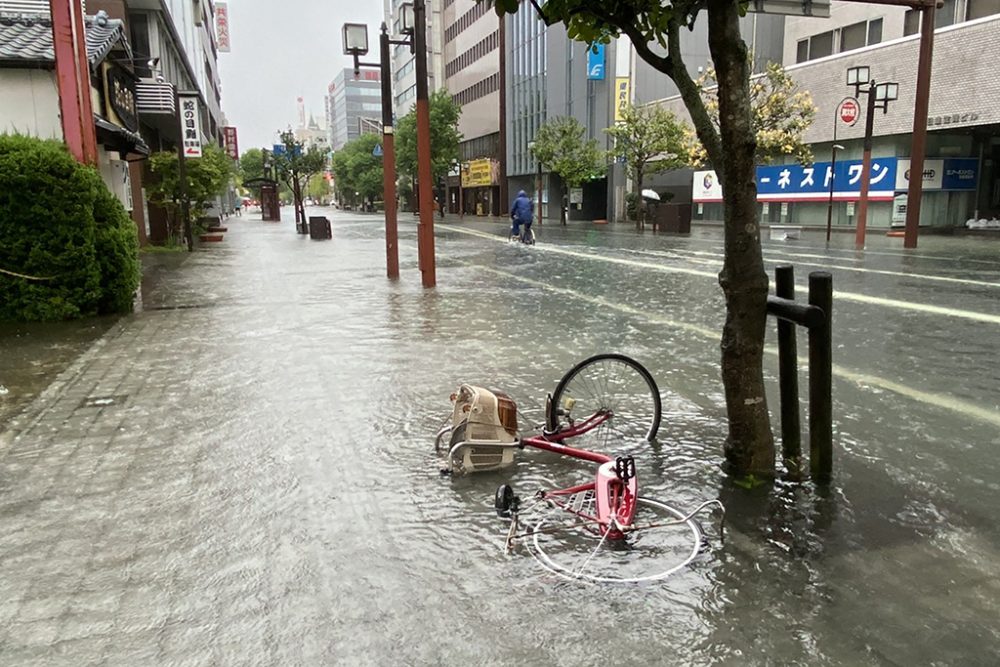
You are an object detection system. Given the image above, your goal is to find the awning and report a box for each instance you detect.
[94,115,150,157]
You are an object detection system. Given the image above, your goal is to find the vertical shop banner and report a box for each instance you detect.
[215,2,231,52]
[180,95,203,158]
[223,126,239,161]
[614,77,630,121]
[586,43,605,80]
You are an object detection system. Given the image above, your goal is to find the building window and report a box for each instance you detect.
[936,0,957,27]
[904,8,920,35]
[809,31,833,59]
[967,0,1000,19]
[796,39,809,64]
[840,21,867,52]
[867,18,883,44]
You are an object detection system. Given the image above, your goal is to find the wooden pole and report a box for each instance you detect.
[854,82,877,249]
[903,4,936,249]
[414,0,436,287]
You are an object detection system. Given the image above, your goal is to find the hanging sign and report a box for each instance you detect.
[614,77,630,121]
[586,43,605,80]
[180,95,203,158]
[215,2,231,53]
[223,126,239,160]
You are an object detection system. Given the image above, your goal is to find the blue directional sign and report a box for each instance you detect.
[272,144,286,156]
[586,43,605,80]
[373,143,384,157]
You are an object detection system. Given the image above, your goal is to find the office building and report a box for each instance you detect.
[327,66,382,151]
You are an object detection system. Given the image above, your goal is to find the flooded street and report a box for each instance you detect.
[1,208,999,665]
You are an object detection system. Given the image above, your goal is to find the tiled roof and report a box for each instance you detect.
[0,11,128,65]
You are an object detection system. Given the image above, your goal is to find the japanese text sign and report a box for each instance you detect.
[180,95,203,158]
[216,2,230,53]
[614,77,630,122]
[223,126,239,161]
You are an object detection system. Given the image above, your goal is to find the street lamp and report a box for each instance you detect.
[528,140,542,225]
[340,18,416,281]
[847,65,898,248]
[825,144,845,242]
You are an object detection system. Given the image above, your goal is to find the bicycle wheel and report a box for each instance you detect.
[529,496,703,584]
[548,354,661,449]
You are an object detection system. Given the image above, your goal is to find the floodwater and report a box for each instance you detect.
[1,208,998,665]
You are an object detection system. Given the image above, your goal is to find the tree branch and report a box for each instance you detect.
[664,17,722,174]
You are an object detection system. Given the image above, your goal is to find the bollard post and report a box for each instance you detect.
[775,265,802,478]
[808,271,833,484]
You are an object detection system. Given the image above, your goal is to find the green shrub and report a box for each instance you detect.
[0,134,139,321]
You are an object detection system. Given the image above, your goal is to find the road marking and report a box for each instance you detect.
[624,246,1000,289]
[442,225,1000,326]
[469,263,1000,429]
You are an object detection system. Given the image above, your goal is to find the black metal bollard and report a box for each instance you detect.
[775,265,802,477]
[808,272,833,483]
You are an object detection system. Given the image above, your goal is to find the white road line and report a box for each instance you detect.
[443,225,1000,325]
[470,263,1000,429]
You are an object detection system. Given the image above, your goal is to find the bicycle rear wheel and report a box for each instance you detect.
[548,354,661,450]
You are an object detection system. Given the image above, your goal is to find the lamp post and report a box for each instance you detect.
[847,66,897,249]
[343,5,415,281]
[528,140,542,224]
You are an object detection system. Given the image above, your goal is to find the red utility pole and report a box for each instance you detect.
[413,0,436,288]
[49,0,97,164]
[379,24,400,280]
[904,3,936,248]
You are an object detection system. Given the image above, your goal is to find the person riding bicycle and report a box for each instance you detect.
[510,190,533,240]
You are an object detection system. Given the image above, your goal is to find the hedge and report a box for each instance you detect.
[0,135,140,321]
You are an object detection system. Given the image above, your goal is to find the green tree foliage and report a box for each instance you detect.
[272,130,327,222]
[605,103,687,227]
[684,61,818,167]
[0,134,139,321]
[491,0,777,478]
[148,143,235,242]
[396,89,462,185]
[331,133,385,206]
[306,173,330,202]
[531,116,605,224]
[240,147,265,198]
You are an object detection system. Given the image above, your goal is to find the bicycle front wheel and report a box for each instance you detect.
[548,354,661,449]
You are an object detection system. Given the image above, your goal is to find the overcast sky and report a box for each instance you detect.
[218,0,384,152]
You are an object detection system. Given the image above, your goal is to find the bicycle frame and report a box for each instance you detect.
[519,410,638,539]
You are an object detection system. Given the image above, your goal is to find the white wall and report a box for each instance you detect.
[0,70,62,139]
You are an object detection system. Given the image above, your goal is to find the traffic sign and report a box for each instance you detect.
[839,97,860,126]
[373,143,383,157]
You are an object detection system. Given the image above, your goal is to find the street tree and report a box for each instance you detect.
[396,89,462,200]
[605,103,687,229]
[531,116,605,225]
[239,147,265,199]
[306,173,330,203]
[272,129,327,224]
[149,143,234,245]
[684,61,818,167]
[492,0,777,479]
[331,133,385,209]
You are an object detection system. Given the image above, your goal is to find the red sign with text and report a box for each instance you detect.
[839,98,860,126]
[223,126,239,161]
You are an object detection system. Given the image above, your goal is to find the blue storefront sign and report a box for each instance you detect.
[755,158,898,202]
[586,43,605,80]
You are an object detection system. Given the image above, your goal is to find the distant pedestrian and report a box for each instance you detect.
[234,202,242,217]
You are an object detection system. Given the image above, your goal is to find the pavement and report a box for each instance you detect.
[2,206,999,666]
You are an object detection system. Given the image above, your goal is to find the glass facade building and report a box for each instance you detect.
[508,8,546,177]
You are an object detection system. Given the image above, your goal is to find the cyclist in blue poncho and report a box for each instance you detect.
[510,190,533,240]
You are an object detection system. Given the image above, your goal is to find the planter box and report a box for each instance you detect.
[207,226,228,233]
[199,233,224,242]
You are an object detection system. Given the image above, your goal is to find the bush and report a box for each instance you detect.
[0,134,139,321]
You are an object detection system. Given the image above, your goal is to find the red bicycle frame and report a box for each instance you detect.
[520,411,638,539]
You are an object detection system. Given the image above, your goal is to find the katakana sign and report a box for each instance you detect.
[179,95,203,158]
[694,158,899,203]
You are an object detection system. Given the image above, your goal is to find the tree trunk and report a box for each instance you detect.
[707,0,775,478]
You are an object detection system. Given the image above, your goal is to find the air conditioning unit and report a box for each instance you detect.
[136,79,176,114]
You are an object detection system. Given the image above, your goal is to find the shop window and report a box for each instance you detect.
[967,0,1000,19]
